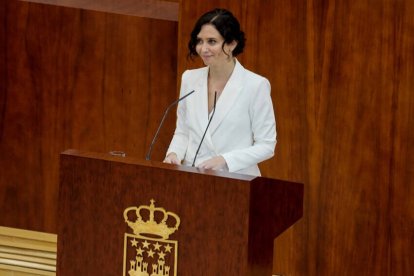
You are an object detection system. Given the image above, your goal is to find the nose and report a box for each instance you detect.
[200,42,209,53]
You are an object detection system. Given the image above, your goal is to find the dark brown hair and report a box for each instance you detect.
[188,8,246,60]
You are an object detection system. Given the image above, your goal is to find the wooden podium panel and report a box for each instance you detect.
[57,149,303,275]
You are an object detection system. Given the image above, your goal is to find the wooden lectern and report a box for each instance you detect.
[57,149,303,276]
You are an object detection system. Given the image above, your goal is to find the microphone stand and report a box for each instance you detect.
[145,90,195,160]
[192,91,217,167]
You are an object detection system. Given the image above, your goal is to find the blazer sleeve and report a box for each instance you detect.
[221,78,277,172]
[166,71,190,161]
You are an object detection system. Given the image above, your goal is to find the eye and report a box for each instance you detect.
[196,38,203,45]
[207,39,217,45]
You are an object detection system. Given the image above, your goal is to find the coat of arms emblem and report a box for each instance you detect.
[123,199,180,276]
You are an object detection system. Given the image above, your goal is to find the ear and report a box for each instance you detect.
[229,40,238,51]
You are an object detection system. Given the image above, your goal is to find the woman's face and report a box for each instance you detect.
[196,24,235,67]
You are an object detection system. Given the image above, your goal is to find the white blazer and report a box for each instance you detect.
[167,60,276,176]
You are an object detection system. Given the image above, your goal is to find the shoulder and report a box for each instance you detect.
[242,71,271,96]
[235,60,270,88]
[182,67,208,82]
[245,70,269,87]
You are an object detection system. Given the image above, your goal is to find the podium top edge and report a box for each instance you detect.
[60,149,258,181]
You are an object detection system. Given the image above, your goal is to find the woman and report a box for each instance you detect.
[164,8,276,176]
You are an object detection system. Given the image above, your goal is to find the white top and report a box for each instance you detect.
[167,60,277,176]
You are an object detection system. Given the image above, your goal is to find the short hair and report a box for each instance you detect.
[188,8,246,60]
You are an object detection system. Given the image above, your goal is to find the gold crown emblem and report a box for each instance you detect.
[123,199,180,240]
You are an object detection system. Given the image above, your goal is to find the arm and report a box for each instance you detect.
[221,78,277,172]
[165,71,190,162]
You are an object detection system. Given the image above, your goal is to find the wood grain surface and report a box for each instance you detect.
[21,0,179,21]
[1,0,413,275]
[57,150,303,275]
[0,0,177,232]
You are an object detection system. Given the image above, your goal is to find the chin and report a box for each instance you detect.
[201,59,211,66]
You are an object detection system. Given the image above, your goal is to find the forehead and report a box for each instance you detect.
[197,24,223,39]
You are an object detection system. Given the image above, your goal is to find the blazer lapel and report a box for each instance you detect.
[208,60,244,135]
[187,62,245,154]
[191,68,210,133]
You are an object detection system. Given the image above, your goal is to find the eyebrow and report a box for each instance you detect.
[196,36,219,40]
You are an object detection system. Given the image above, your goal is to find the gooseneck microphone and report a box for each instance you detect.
[192,91,217,167]
[145,90,195,161]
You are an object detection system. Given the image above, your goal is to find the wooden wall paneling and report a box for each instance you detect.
[0,0,48,232]
[390,0,414,274]
[20,0,179,21]
[0,0,177,233]
[244,1,310,275]
[143,17,179,161]
[272,0,393,274]
[0,0,5,150]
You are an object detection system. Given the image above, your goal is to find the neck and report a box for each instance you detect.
[209,58,236,81]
